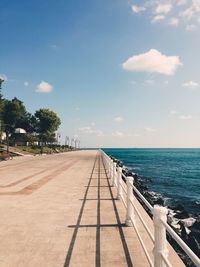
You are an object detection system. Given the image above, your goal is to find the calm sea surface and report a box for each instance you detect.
[103,148,200,215]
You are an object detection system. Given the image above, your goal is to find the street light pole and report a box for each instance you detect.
[65,136,69,146]
[71,138,75,149]
[57,132,61,145]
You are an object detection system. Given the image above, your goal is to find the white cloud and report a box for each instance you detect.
[155,3,172,14]
[164,80,169,85]
[114,116,124,122]
[179,115,192,120]
[144,127,156,132]
[152,15,165,22]
[180,0,200,20]
[36,81,53,93]
[182,80,199,87]
[112,131,124,137]
[186,24,197,31]
[169,17,179,26]
[132,5,146,13]
[79,126,91,133]
[130,0,200,29]
[170,110,179,114]
[122,49,182,76]
[78,126,103,137]
[24,81,29,86]
[0,73,8,81]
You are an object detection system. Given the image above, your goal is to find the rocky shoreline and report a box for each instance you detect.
[110,155,200,267]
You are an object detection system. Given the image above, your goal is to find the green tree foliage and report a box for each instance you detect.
[26,133,39,145]
[0,80,62,149]
[17,112,37,133]
[35,108,61,144]
[1,98,28,147]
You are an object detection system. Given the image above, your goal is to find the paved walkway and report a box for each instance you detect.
[0,150,185,266]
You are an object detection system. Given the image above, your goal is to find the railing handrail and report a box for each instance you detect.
[130,198,155,243]
[161,219,200,267]
[100,149,200,267]
[130,182,153,212]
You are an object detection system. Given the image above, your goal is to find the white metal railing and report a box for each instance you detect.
[100,149,200,267]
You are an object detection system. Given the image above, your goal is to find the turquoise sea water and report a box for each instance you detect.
[103,148,200,215]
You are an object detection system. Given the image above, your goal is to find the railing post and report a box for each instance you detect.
[112,162,117,187]
[117,167,122,200]
[125,176,134,226]
[108,158,111,177]
[153,205,168,267]
[104,155,108,174]
[110,159,113,180]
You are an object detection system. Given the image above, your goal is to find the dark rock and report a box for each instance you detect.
[174,210,190,219]
[187,235,200,257]
[179,221,188,240]
[168,204,185,211]
[153,197,164,206]
[190,220,200,232]
[173,204,185,211]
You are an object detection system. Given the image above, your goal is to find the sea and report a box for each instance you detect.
[103,148,200,216]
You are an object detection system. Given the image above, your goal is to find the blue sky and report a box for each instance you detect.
[1,0,200,148]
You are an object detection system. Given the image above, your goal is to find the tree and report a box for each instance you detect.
[35,108,61,145]
[16,112,37,133]
[1,98,27,150]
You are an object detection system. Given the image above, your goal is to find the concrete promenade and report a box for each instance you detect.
[0,150,184,267]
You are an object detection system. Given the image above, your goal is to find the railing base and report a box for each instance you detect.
[125,218,132,227]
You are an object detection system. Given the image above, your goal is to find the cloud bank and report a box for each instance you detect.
[131,0,200,30]
[122,49,182,75]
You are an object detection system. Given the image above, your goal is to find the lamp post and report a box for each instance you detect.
[65,136,69,146]
[57,132,61,145]
[75,139,78,149]
[71,138,75,149]
[75,139,80,149]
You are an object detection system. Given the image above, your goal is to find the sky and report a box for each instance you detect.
[1,0,200,148]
